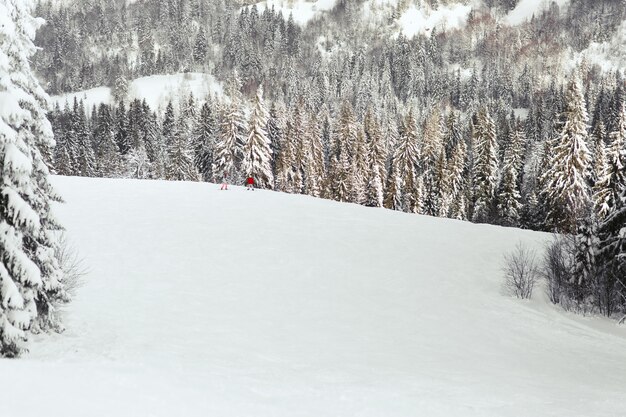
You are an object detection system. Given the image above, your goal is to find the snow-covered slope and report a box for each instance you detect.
[50,73,223,113]
[247,0,339,25]
[2,176,626,417]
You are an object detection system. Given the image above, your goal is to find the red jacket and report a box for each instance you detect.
[246,177,254,185]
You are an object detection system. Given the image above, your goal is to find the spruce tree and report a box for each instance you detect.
[395,110,422,213]
[0,0,66,356]
[194,99,217,182]
[213,76,246,183]
[364,110,386,208]
[594,101,626,219]
[328,102,357,202]
[472,107,499,223]
[542,77,592,233]
[243,86,274,189]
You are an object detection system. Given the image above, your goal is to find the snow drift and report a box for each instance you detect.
[1,176,625,417]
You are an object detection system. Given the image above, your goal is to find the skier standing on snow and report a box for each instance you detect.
[246,176,255,191]
[220,171,229,190]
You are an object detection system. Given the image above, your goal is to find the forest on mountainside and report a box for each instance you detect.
[34,0,626,319]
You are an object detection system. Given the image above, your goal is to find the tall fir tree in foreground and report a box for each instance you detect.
[0,0,67,356]
[542,76,592,233]
[243,86,274,189]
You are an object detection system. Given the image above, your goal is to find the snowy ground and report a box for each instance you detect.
[2,176,626,417]
[50,72,223,114]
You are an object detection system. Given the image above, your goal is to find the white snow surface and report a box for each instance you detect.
[248,0,339,25]
[2,176,626,417]
[505,0,571,26]
[50,73,223,114]
[397,2,473,38]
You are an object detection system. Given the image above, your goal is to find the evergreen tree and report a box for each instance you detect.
[596,186,626,317]
[213,75,246,183]
[395,110,422,213]
[93,104,121,177]
[304,112,325,198]
[447,134,468,220]
[115,100,130,155]
[194,99,217,181]
[497,128,523,227]
[74,99,95,177]
[472,107,499,223]
[328,101,357,202]
[243,86,274,189]
[542,77,592,233]
[364,110,386,208]
[594,101,626,219]
[0,0,66,356]
[166,99,199,181]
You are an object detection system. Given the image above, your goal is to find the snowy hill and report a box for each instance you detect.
[2,176,626,417]
[50,73,223,113]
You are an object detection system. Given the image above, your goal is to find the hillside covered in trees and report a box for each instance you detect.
[35,0,626,319]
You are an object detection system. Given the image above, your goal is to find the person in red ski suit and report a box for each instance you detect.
[246,176,255,190]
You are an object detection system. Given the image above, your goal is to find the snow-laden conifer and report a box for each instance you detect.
[542,76,592,233]
[0,0,66,356]
[594,101,625,219]
[243,86,274,189]
[472,107,499,223]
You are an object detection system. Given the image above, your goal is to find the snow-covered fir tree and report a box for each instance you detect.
[166,98,199,181]
[0,0,66,356]
[395,110,422,214]
[243,86,274,189]
[542,76,592,233]
[472,107,499,224]
[194,98,217,182]
[594,101,626,219]
[213,74,246,184]
[496,128,523,227]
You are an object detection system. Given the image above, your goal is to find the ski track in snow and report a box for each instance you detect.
[1,176,626,417]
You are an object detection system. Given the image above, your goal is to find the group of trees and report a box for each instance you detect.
[0,0,69,357]
[37,0,626,319]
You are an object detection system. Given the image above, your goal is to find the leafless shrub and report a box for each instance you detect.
[502,242,541,299]
[56,233,87,299]
[542,235,574,305]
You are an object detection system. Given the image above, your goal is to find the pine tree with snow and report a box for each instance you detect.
[303,112,325,198]
[166,103,199,182]
[395,110,422,214]
[115,100,130,155]
[591,121,607,184]
[54,101,78,175]
[472,107,499,224]
[364,110,386,208]
[596,185,626,317]
[594,101,626,219]
[422,111,445,217]
[496,130,522,227]
[542,77,592,233]
[194,99,217,182]
[213,75,246,183]
[0,0,67,355]
[93,103,121,177]
[447,131,468,220]
[243,86,274,189]
[74,99,96,177]
[351,127,369,204]
[328,102,357,202]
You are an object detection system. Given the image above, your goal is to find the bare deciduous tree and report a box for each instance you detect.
[503,243,540,299]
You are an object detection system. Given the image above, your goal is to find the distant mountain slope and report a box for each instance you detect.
[50,72,223,112]
[1,176,625,417]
